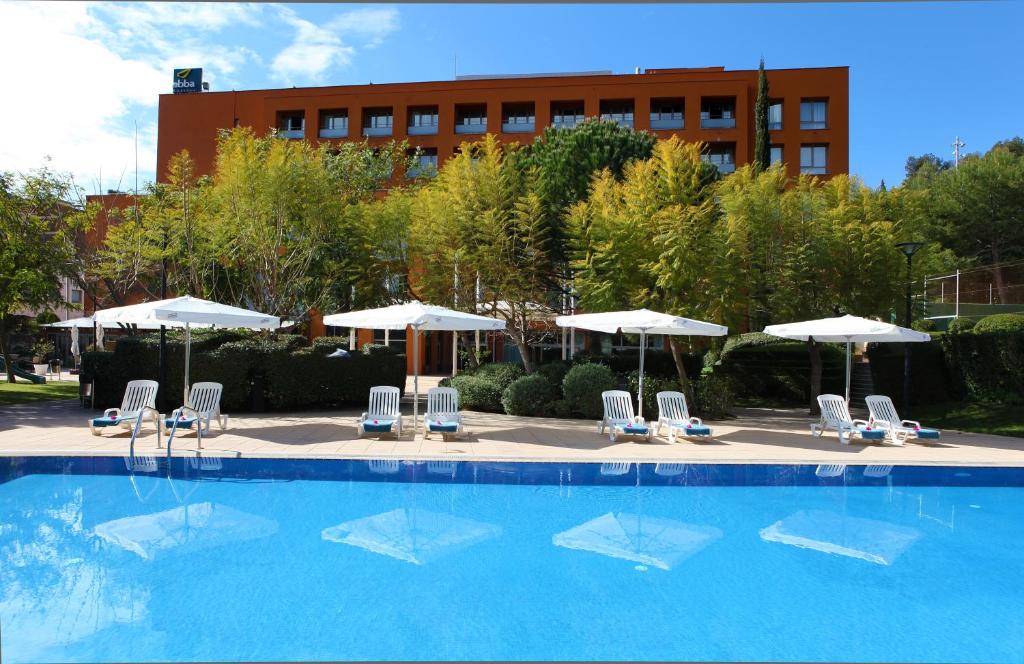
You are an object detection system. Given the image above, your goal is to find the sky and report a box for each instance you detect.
[1,1,1021,193]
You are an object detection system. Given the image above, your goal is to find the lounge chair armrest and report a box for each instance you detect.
[901,419,921,428]
[102,408,120,418]
[360,411,368,420]
[689,416,704,426]
[852,419,869,427]
[871,418,892,428]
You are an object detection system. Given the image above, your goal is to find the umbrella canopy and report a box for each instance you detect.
[321,508,501,565]
[93,296,280,403]
[555,309,728,417]
[764,314,930,402]
[49,316,194,330]
[552,512,722,571]
[323,302,506,433]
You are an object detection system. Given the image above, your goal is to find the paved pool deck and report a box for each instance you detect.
[2,389,1023,466]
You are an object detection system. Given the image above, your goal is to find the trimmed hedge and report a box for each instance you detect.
[946,318,976,334]
[80,332,406,411]
[717,341,844,404]
[502,374,560,416]
[973,313,1024,334]
[563,363,616,419]
[941,330,1024,403]
[449,375,504,412]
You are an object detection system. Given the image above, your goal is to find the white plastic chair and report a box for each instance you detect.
[865,395,939,445]
[359,386,403,438]
[655,390,712,442]
[810,394,877,444]
[164,382,228,439]
[599,390,652,442]
[89,380,160,436]
[423,387,464,439]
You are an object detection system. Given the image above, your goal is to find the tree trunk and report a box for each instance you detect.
[511,330,534,373]
[991,264,1008,303]
[808,338,822,416]
[0,318,16,384]
[669,337,694,404]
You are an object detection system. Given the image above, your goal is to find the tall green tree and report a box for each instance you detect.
[0,168,87,382]
[410,136,558,372]
[567,137,725,391]
[753,58,771,173]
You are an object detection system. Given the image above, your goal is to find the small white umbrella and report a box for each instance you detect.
[323,302,506,433]
[763,314,931,403]
[94,296,280,403]
[554,309,728,418]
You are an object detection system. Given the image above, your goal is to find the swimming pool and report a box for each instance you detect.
[2,456,1022,662]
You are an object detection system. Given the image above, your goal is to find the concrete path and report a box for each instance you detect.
[2,398,1023,466]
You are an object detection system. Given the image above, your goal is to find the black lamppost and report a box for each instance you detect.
[896,241,924,414]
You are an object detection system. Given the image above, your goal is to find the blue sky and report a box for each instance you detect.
[1,2,1021,192]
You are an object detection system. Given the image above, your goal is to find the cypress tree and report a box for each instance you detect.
[753,58,771,173]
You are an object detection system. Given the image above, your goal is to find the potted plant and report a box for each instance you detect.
[32,339,55,376]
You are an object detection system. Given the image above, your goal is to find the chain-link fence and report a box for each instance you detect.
[922,259,1024,327]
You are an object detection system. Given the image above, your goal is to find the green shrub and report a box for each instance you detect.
[720,332,783,360]
[941,329,1024,403]
[473,362,525,391]
[693,374,735,419]
[548,399,572,418]
[501,374,559,416]
[563,363,616,419]
[973,313,1024,334]
[717,341,844,404]
[946,318,976,334]
[450,375,504,412]
[625,371,682,417]
[866,341,952,407]
[912,319,937,332]
[535,361,571,394]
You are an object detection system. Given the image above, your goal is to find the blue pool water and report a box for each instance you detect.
[2,457,1024,663]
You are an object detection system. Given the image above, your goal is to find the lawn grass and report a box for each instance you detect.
[911,401,1024,438]
[0,381,80,407]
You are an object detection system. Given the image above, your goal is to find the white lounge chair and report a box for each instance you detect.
[810,394,887,444]
[88,380,160,436]
[865,395,941,445]
[655,390,712,442]
[359,386,402,438]
[163,382,228,440]
[423,387,464,439]
[599,390,652,442]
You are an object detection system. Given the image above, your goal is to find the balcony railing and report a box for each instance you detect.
[768,121,782,131]
[801,166,827,175]
[408,124,438,136]
[650,118,683,130]
[455,122,486,135]
[502,121,535,133]
[319,127,348,139]
[700,117,736,129]
[552,116,583,129]
[363,126,393,137]
[801,121,827,130]
[278,128,304,139]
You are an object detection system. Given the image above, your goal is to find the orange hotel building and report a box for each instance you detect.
[89,65,848,373]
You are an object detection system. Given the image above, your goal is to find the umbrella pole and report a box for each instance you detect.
[638,330,646,419]
[413,325,420,436]
[845,340,852,404]
[184,322,192,405]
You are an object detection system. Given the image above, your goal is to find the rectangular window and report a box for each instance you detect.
[319,110,348,138]
[600,100,634,128]
[650,98,684,130]
[700,98,736,129]
[70,289,83,305]
[768,102,783,131]
[701,143,736,174]
[408,107,439,136]
[502,103,535,133]
[456,104,487,134]
[800,100,828,129]
[278,111,305,139]
[770,145,784,166]
[800,145,828,174]
[362,108,393,137]
[551,102,585,129]
[407,148,438,178]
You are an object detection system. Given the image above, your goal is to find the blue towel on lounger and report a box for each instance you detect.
[915,428,940,440]
[428,420,460,433]
[622,424,649,435]
[164,416,196,429]
[91,415,126,427]
[363,419,395,433]
[678,424,712,436]
[856,426,886,440]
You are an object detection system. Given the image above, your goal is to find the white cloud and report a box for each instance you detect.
[270,6,399,84]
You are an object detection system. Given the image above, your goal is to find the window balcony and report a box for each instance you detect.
[716,162,736,174]
[552,116,583,129]
[319,127,348,139]
[455,122,486,135]
[363,126,392,137]
[700,117,736,129]
[408,124,438,136]
[279,129,304,139]
[801,166,827,175]
[502,121,535,133]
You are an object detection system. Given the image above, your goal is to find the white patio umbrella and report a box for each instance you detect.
[322,302,506,433]
[554,309,728,418]
[93,296,280,402]
[763,314,931,403]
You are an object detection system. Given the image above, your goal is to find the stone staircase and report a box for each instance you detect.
[849,361,875,409]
